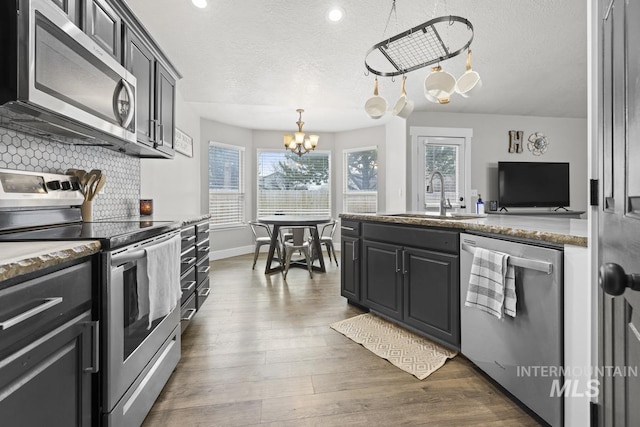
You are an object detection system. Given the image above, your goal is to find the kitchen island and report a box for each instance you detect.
[338,212,590,427]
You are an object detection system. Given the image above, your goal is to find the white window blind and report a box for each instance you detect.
[257,150,331,217]
[209,142,244,227]
[343,147,378,213]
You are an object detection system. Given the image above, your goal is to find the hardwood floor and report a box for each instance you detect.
[143,253,542,426]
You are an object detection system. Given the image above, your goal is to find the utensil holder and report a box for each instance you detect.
[81,200,93,222]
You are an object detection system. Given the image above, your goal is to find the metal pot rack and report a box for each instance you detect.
[364,15,474,77]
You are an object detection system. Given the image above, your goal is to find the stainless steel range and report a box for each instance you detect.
[0,168,182,426]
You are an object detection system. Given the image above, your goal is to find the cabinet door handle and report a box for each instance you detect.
[198,265,211,275]
[395,249,401,272]
[341,226,355,231]
[402,251,407,275]
[0,297,63,330]
[352,244,358,262]
[84,320,100,373]
[198,288,211,298]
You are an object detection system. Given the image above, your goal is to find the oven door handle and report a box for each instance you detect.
[111,232,178,266]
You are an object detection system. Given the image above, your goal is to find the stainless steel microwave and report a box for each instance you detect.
[0,0,161,157]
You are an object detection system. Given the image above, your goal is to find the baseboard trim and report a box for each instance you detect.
[210,245,254,261]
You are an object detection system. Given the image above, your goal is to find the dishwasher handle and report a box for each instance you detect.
[461,243,553,274]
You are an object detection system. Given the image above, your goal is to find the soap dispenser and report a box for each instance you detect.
[476,194,485,215]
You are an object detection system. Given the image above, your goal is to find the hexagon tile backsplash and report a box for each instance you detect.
[0,128,140,220]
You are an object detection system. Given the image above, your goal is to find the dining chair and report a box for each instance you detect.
[280,226,313,279]
[249,221,280,270]
[317,219,339,267]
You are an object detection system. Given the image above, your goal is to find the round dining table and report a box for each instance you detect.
[257,215,332,275]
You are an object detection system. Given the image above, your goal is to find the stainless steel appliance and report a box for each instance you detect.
[0,168,182,426]
[460,233,563,426]
[0,0,165,158]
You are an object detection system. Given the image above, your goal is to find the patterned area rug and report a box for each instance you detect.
[330,313,457,380]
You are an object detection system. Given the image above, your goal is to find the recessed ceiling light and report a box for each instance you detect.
[191,0,207,9]
[327,6,345,22]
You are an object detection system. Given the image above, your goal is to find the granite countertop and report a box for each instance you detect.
[140,213,211,227]
[0,240,101,282]
[339,212,588,247]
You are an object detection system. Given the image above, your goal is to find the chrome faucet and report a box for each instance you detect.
[427,171,453,216]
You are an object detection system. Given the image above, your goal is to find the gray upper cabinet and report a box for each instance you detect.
[124,29,155,146]
[155,63,176,156]
[124,28,176,156]
[49,0,81,27]
[85,0,122,61]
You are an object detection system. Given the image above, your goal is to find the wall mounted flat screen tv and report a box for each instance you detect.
[498,162,570,208]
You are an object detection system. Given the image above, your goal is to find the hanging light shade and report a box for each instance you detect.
[283,109,319,156]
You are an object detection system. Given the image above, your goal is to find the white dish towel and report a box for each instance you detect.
[136,234,182,328]
[464,247,516,319]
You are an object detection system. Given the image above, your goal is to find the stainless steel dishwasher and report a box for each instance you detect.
[460,233,563,427]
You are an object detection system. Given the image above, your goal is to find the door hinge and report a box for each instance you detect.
[590,179,599,207]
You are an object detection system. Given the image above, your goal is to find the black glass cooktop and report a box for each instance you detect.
[0,220,181,250]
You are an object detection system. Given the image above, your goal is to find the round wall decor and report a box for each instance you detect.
[528,132,548,156]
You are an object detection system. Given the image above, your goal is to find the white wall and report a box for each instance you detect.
[406,112,589,212]
[385,117,408,212]
[200,117,254,258]
[140,86,203,215]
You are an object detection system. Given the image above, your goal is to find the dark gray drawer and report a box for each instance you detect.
[180,293,196,334]
[196,256,210,285]
[196,277,210,310]
[180,227,196,252]
[180,245,196,275]
[362,222,459,254]
[0,260,92,354]
[340,219,360,237]
[196,238,209,263]
[180,266,196,305]
[196,221,209,244]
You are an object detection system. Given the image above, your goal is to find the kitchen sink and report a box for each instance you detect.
[386,213,485,220]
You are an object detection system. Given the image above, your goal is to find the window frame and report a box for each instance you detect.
[410,127,472,211]
[343,145,378,213]
[208,141,245,229]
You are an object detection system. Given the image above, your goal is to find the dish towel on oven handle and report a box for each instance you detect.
[464,247,517,319]
[136,234,182,328]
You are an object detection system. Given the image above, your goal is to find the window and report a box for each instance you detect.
[410,128,472,211]
[257,150,331,217]
[343,147,378,213]
[209,142,244,227]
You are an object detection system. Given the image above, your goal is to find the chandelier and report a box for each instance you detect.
[283,109,319,156]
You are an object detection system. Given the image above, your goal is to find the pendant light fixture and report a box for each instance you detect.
[283,109,319,157]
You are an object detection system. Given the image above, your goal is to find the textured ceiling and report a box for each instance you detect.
[124,0,587,132]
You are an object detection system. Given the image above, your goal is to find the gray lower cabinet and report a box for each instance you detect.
[402,247,459,347]
[0,259,95,426]
[340,235,360,302]
[362,239,403,321]
[345,220,461,350]
[179,219,211,332]
[340,220,362,304]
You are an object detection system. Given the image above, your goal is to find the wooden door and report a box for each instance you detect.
[598,0,640,425]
